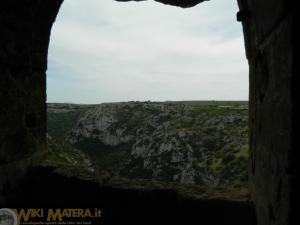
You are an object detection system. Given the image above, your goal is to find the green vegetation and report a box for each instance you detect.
[47,111,80,141]
[46,101,249,189]
[74,138,133,174]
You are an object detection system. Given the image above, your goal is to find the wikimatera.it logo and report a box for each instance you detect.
[0,208,102,225]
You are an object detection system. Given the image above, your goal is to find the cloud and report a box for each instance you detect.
[47,0,248,103]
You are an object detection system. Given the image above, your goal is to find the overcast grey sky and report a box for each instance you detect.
[47,0,248,104]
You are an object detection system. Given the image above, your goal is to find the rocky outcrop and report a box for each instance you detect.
[48,101,248,187]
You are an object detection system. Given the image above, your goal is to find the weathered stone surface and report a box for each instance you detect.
[246,0,288,43]
[250,17,293,225]
[0,0,63,205]
[237,0,297,224]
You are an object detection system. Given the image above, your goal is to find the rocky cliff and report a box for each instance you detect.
[46,101,248,188]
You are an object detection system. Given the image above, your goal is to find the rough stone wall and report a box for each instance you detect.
[237,0,297,225]
[0,0,63,206]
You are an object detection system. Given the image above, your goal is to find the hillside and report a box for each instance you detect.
[45,101,249,188]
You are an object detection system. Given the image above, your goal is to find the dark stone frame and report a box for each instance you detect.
[0,1,298,225]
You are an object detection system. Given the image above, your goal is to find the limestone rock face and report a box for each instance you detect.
[48,101,249,187]
[67,104,134,146]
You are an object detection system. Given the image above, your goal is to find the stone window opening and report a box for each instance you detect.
[45,0,249,198]
[1,1,295,225]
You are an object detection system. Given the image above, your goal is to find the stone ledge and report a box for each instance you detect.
[5,166,255,225]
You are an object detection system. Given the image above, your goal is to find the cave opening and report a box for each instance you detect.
[45,0,249,199]
[0,0,295,224]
